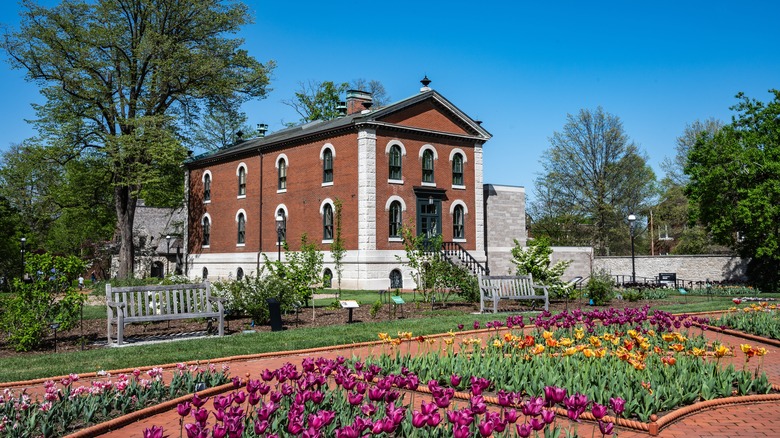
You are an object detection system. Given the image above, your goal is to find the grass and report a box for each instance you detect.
[2,291,767,383]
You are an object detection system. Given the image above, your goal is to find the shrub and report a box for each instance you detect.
[511,237,572,299]
[370,300,383,318]
[587,269,614,306]
[212,273,292,324]
[0,253,86,351]
[622,289,643,302]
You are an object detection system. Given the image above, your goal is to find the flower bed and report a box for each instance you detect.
[367,307,773,422]
[714,301,779,341]
[0,364,230,437]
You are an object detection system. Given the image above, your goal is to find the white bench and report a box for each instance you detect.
[106,282,224,345]
[478,275,550,313]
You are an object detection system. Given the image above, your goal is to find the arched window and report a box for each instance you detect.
[236,267,244,281]
[323,204,333,240]
[389,145,402,180]
[422,149,434,183]
[237,212,246,244]
[453,205,465,239]
[389,200,402,238]
[278,159,287,190]
[202,216,211,246]
[323,148,333,183]
[238,166,246,196]
[276,208,287,243]
[202,267,209,280]
[204,173,211,201]
[452,153,464,186]
[390,269,403,289]
[323,268,333,288]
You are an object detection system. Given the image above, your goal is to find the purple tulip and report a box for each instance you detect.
[541,408,556,424]
[599,420,615,436]
[497,389,513,407]
[191,407,209,425]
[190,393,209,408]
[213,395,231,411]
[335,425,359,438]
[592,403,608,419]
[529,417,545,431]
[211,424,227,438]
[361,403,377,416]
[477,420,494,437]
[142,426,164,438]
[504,408,520,424]
[516,423,532,438]
[450,374,462,387]
[254,420,269,435]
[411,412,429,428]
[453,424,470,438]
[609,397,626,416]
[177,402,191,417]
[473,321,480,329]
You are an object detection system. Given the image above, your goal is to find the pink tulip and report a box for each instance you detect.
[504,408,520,424]
[599,420,615,436]
[592,403,608,419]
[142,426,164,438]
[453,424,470,438]
[516,423,532,438]
[253,420,268,435]
[450,374,462,387]
[477,420,494,437]
[176,402,191,417]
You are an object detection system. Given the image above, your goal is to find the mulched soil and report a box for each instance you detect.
[0,296,683,358]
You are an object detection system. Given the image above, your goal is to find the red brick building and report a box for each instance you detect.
[184,82,492,289]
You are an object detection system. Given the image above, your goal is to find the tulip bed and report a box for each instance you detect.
[0,363,230,437]
[714,302,780,340]
[366,307,773,422]
[149,357,623,438]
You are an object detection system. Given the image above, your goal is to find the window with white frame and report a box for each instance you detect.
[389,201,402,238]
[422,149,434,183]
[278,159,287,190]
[238,166,246,196]
[389,145,402,180]
[202,216,211,246]
[452,153,464,186]
[453,205,465,239]
[237,212,246,244]
[204,173,211,201]
[323,148,333,183]
[323,203,333,240]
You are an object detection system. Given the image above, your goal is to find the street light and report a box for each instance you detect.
[628,214,637,284]
[20,237,26,279]
[275,214,284,262]
[166,235,171,276]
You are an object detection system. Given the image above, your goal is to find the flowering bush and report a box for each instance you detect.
[0,364,230,436]
[715,302,779,340]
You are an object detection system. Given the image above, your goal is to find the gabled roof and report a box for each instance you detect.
[186,89,491,167]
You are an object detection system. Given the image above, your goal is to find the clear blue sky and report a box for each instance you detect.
[1,1,778,203]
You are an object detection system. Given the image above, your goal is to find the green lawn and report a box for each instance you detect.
[1,292,762,382]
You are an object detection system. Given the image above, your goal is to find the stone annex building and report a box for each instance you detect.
[183,80,527,289]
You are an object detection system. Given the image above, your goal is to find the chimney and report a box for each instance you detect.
[336,101,347,116]
[257,123,268,138]
[346,90,373,115]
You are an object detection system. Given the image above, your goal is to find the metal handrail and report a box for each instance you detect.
[441,241,489,277]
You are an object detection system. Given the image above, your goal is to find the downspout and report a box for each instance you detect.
[257,150,264,273]
[184,168,190,276]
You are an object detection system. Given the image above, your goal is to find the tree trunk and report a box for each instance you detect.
[115,185,137,279]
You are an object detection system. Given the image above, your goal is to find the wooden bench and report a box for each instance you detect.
[106,282,224,346]
[478,275,550,313]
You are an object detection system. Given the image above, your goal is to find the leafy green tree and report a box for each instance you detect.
[283,79,389,125]
[0,196,25,286]
[188,100,255,152]
[3,0,274,278]
[511,237,572,298]
[531,107,657,255]
[686,90,780,291]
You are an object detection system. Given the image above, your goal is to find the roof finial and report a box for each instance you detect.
[420,75,432,92]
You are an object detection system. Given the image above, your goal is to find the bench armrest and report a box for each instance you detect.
[106,301,126,308]
[532,284,549,294]
[207,296,225,303]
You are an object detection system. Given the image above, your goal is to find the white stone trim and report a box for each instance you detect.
[384,196,407,211]
[357,128,377,252]
[320,198,335,214]
[421,181,436,187]
[235,209,247,223]
[274,204,289,219]
[202,169,213,182]
[202,212,212,225]
[388,179,404,185]
[452,184,466,190]
[453,238,467,243]
[449,200,468,214]
[419,144,438,160]
[275,154,288,168]
[449,148,467,162]
[236,162,247,176]
[321,181,334,187]
[385,140,407,156]
[388,237,403,243]
[474,143,484,252]
[319,143,336,159]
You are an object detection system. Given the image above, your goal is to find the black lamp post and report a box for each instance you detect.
[166,235,171,276]
[628,214,637,284]
[275,214,284,262]
[20,237,26,279]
